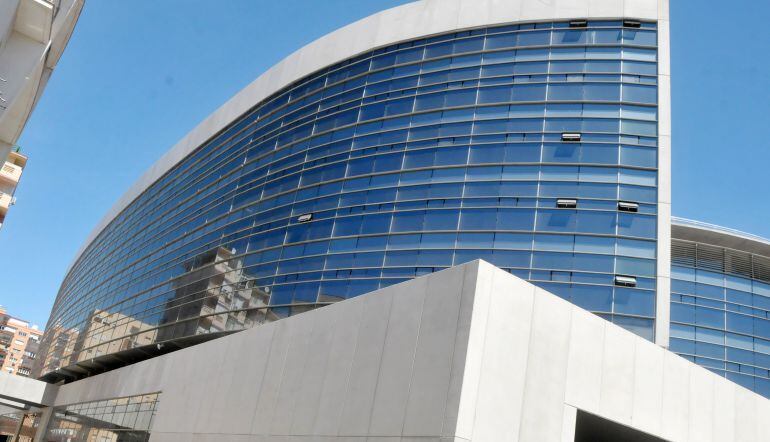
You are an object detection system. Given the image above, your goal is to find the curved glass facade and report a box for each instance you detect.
[671,236,770,399]
[38,20,660,377]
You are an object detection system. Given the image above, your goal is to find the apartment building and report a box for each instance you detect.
[0,307,41,377]
[0,0,84,228]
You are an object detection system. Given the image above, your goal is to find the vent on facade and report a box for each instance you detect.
[725,249,753,278]
[672,239,770,284]
[696,244,724,273]
[561,133,581,142]
[556,199,577,209]
[623,20,642,28]
[614,275,637,287]
[617,201,639,213]
[753,255,770,282]
[671,240,696,268]
[569,20,588,28]
[297,213,313,223]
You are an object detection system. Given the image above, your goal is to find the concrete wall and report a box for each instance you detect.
[0,372,56,408]
[48,260,770,442]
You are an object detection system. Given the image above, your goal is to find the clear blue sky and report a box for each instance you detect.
[0,0,768,326]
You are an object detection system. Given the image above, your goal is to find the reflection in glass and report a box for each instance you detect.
[45,393,160,442]
[38,20,660,379]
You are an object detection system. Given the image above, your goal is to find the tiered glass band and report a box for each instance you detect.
[38,20,659,377]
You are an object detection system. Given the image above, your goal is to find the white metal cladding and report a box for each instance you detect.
[673,217,770,257]
[69,0,668,270]
[672,217,770,283]
[653,0,671,348]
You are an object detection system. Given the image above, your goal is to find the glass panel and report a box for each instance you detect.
[44,20,661,380]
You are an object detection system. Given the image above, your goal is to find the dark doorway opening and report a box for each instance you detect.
[574,410,668,442]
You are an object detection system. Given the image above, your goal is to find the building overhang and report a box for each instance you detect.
[38,330,234,384]
[672,217,770,258]
[0,371,57,409]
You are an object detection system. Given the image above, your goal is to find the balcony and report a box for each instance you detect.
[0,161,22,184]
[0,192,14,215]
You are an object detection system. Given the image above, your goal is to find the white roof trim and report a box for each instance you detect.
[70,0,663,271]
[672,217,770,258]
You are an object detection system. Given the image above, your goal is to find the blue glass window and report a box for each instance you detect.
[45,20,661,377]
[614,288,655,316]
[572,285,612,311]
[460,209,497,230]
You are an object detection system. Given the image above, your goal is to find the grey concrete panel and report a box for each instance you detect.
[517,289,572,441]
[290,304,338,435]
[563,308,605,412]
[598,324,636,422]
[270,308,317,435]
[311,296,365,436]
[402,264,466,437]
[443,260,487,440]
[630,339,665,434]
[367,275,427,435]
[337,289,393,437]
[251,320,293,434]
[0,371,56,407]
[191,329,235,434]
[461,263,534,441]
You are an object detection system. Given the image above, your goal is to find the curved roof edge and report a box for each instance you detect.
[70,0,664,270]
[672,217,770,258]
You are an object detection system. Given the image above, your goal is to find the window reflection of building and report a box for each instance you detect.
[73,309,155,362]
[33,311,154,377]
[44,393,159,442]
[32,321,79,378]
[156,247,273,342]
[0,412,37,441]
[34,248,283,378]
